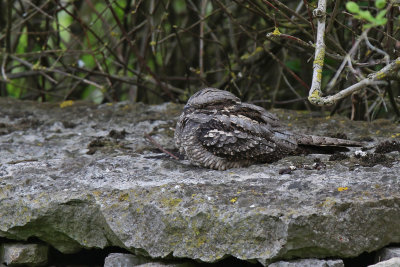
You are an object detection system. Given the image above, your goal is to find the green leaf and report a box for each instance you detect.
[346,2,360,13]
[363,23,375,29]
[374,18,387,25]
[172,0,186,13]
[358,10,375,22]
[81,54,96,69]
[376,9,387,20]
[375,0,386,9]
[285,59,301,73]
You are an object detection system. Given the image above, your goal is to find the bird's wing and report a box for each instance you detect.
[196,115,292,161]
[228,103,298,151]
[237,103,281,127]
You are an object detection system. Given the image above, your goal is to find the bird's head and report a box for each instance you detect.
[184,88,240,110]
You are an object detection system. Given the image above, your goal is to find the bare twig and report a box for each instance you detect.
[364,37,390,65]
[144,133,179,160]
[266,32,343,62]
[308,0,327,103]
[1,53,8,82]
[282,72,311,111]
[326,0,341,34]
[199,0,207,76]
[262,0,313,40]
[326,30,370,92]
[268,0,312,27]
[302,0,316,37]
[263,45,309,91]
[6,54,57,84]
[386,80,400,118]
[307,0,400,107]
[312,58,400,106]
[104,0,175,100]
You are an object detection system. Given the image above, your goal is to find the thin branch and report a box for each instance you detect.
[144,133,179,160]
[302,0,315,37]
[268,0,312,27]
[325,30,369,92]
[199,0,207,76]
[263,45,309,91]
[7,53,103,88]
[364,37,390,65]
[308,0,327,103]
[307,2,400,109]
[104,0,175,100]
[262,0,313,40]
[1,54,8,82]
[282,72,311,111]
[7,54,57,84]
[266,32,343,62]
[5,0,12,53]
[312,57,400,106]
[386,80,400,118]
[326,0,340,34]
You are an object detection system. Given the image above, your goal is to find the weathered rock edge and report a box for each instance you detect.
[0,98,399,266]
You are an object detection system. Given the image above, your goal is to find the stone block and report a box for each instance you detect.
[0,243,48,267]
[376,247,400,262]
[368,257,400,267]
[1,98,400,266]
[268,258,344,267]
[104,253,150,267]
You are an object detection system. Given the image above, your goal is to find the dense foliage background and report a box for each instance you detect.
[0,0,399,120]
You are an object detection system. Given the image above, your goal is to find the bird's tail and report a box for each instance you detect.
[295,134,363,147]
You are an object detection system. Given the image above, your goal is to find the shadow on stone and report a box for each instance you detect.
[343,251,376,267]
[48,246,129,266]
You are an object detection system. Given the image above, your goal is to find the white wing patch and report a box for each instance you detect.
[202,129,238,147]
[204,129,234,138]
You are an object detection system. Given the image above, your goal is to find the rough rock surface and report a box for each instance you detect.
[137,262,195,267]
[368,257,400,267]
[268,258,344,267]
[0,243,48,266]
[104,253,150,266]
[0,98,399,266]
[103,253,195,267]
[376,247,400,262]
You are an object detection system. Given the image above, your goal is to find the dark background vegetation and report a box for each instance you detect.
[0,0,399,120]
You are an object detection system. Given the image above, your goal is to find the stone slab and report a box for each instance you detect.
[104,253,150,266]
[368,257,400,267]
[0,243,48,266]
[268,259,344,267]
[0,98,399,266]
[376,247,400,262]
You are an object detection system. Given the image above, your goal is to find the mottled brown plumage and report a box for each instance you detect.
[175,88,362,170]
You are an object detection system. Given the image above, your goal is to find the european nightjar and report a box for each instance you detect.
[175,88,362,170]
